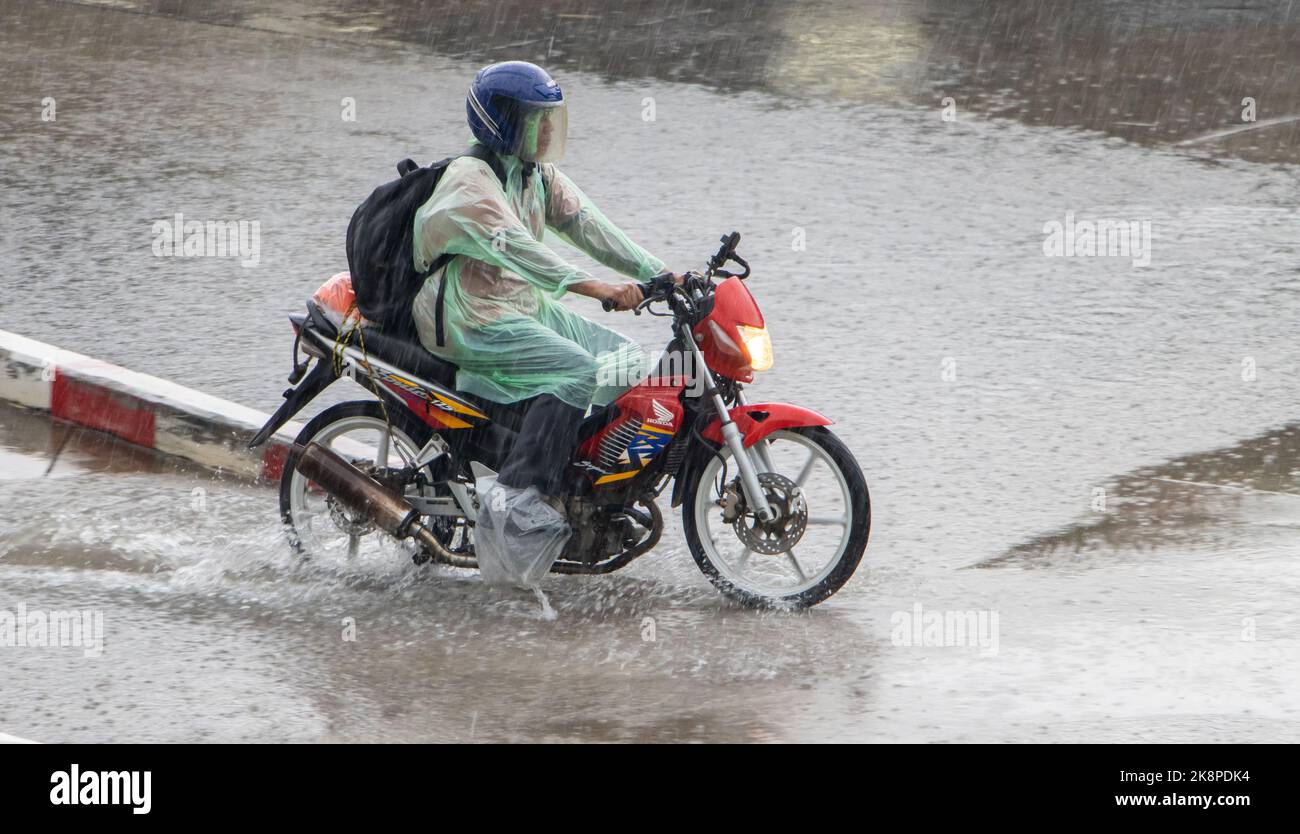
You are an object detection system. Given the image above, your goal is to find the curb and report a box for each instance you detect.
[0,329,294,483]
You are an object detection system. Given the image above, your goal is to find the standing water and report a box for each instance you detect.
[1,0,1297,742]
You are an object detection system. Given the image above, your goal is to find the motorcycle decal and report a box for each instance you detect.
[341,345,488,428]
[379,379,474,430]
[371,373,467,428]
[596,419,643,470]
[593,469,639,484]
[594,423,673,484]
[430,391,487,420]
[622,424,673,465]
[423,407,473,430]
[648,399,674,426]
[376,372,427,400]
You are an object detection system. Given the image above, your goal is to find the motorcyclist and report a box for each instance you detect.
[410,61,672,584]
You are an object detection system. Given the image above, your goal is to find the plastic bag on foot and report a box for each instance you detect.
[473,467,571,589]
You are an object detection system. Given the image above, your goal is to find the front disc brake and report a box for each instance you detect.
[731,472,808,555]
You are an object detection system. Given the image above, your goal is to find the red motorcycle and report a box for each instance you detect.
[250,232,870,608]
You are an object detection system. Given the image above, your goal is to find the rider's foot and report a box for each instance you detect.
[540,493,567,516]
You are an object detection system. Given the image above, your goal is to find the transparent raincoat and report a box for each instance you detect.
[411,145,667,410]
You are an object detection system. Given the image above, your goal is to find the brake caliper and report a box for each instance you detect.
[718,479,745,524]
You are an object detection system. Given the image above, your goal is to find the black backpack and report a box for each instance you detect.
[345,143,507,343]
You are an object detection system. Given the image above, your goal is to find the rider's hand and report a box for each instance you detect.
[571,279,638,310]
[602,282,644,311]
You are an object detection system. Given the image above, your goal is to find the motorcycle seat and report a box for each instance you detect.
[303,299,459,390]
[301,301,546,434]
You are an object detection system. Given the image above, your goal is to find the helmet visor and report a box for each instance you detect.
[513,101,568,163]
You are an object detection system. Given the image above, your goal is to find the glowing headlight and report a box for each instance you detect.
[738,325,773,371]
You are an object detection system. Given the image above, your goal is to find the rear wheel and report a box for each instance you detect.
[683,426,870,609]
[279,401,449,566]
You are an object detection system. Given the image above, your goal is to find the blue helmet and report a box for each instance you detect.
[466,61,568,163]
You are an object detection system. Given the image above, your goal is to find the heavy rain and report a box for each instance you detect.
[1,0,1298,747]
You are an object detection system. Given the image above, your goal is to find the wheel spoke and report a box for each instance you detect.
[375,429,390,468]
[795,449,818,487]
[808,514,846,526]
[347,533,360,559]
[786,548,808,581]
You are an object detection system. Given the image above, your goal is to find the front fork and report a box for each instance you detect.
[736,388,779,475]
[686,332,776,521]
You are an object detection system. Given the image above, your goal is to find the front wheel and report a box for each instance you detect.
[683,426,870,609]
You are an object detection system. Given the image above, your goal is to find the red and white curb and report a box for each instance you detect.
[0,329,295,483]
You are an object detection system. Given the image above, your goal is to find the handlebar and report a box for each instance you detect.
[600,280,654,312]
[600,231,748,312]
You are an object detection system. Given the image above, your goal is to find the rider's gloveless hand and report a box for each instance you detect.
[605,282,644,311]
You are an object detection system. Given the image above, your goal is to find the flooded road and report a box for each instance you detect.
[4,402,1295,742]
[2,0,1299,741]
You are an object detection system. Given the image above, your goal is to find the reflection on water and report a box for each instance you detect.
[46,0,1300,162]
[984,422,1300,566]
[0,402,186,479]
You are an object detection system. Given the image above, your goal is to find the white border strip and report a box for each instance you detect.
[0,328,299,482]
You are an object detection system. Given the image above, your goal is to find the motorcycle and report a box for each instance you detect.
[249,232,870,608]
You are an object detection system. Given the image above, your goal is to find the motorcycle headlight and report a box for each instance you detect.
[738,324,773,371]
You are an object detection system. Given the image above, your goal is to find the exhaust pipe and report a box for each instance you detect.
[293,442,462,563]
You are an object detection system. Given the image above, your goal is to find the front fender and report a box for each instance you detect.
[700,403,832,448]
